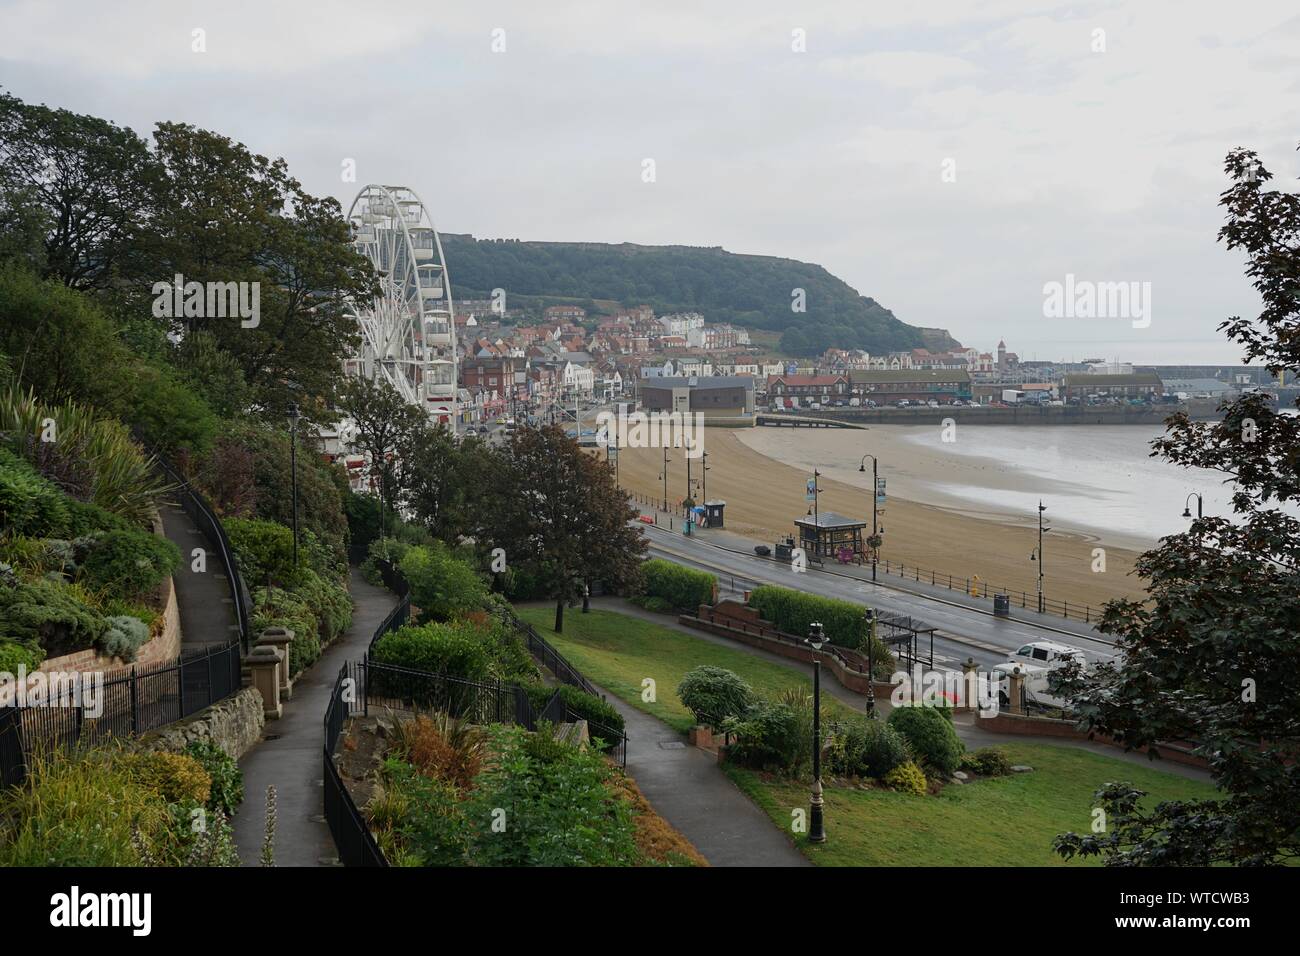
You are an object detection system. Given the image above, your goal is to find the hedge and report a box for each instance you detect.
[748,584,893,674]
[526,684,625,751]
[641,558,714,610]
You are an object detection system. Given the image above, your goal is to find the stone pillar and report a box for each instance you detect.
[961,657,979,712]
[257,626,295,700]
[247,645,283,720]
[1007,666,1026,716]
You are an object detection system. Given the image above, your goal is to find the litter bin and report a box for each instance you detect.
[993,593,1010,617]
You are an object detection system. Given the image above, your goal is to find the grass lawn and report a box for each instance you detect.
[724,743,1221,866]
[515,606,853,732]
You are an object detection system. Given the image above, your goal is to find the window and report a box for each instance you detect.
[1032,647,1050,661]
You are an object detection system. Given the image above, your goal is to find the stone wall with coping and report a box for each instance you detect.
[139,686,265,760]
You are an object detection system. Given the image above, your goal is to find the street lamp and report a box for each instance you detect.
[806,622,827,844]
[1028,500,1049,613]
[1182,492,1204,519]
[287,402,301,567]
[859,454,881,581]
[661,446,671,512]
[809,469,822,561]
[863,608,876,715]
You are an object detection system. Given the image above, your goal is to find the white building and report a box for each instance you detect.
[658,312,706,337]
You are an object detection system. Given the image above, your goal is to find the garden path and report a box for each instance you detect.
[229,568,397,866]
[157,496,241,648]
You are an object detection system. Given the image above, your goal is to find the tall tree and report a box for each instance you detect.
[487,425,644,632]
[143,122,376,421]
[0,91,157,289]
[339,376,425,525]
[1054,146,1300,866]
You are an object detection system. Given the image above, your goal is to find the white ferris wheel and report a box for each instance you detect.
[344,184,457,428]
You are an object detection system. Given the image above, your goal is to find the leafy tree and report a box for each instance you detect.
[139,122,376,421]
[0,91,157,289]
[486,425,644,632]
[340,375,426,523]
[1054,146,1300,866]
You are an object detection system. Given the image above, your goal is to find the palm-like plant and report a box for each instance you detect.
[0,387,172,525]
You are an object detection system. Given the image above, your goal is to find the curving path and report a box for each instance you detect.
[229,568,397,866]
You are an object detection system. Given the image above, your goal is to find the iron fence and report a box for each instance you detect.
[0,641,242,788]
[873,558,1101,625]
[323,661,387,867]
[150,451,254,651]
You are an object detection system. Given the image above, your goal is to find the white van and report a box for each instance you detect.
[1006,640,1086,671]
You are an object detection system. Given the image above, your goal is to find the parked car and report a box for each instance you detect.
[753,544,771,557]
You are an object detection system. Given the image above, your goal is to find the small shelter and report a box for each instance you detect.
[793,511,867,562]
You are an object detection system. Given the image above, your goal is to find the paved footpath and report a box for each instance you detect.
[603,685,810,867]
[230,568,397,866]
[157,496,241,648]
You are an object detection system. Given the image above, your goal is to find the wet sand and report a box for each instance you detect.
[609,426,1149,608]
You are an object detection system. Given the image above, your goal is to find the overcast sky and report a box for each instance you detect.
[2,0,1297,364]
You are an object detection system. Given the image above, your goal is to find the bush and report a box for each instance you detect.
[225,517,298,588]
[371,621,495,683]
[527,684,626,750]
[251,586,321,676]
[0,454,70,536]
[748,584,894,675]
[961,747,1012,777]
[887,704,964,776]
[641,558,715,610]
[724,690,819,775]
[0,577,106,654]
[77,528,180,602]
[99,615,151,662]
[370,758,469,867]
[828,716,910,779]
[675,665,754,730]
[0,749,175,866]
[120,750,212,806]
[183,741,244,815]
[293,567,353,643]
[629,594,673,614]
[0,639,44,674]
[884,761,928,796]
[400,543,489,622]
[463,725,640,866]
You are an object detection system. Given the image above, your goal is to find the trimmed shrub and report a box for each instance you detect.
[77,528,180,602]
[748,584,894,676]
[183,740,244,815]
[99,615,151,662]
[372,621,495,683]
[828,716,910,779]
[676,665,754,730]
[884,761,928,795]
[961,747,1012,777]
[887,704,964,776]
[400,543,488,622]
[641,558,715,610]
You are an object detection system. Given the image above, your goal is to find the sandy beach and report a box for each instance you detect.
[607,425,1151,608]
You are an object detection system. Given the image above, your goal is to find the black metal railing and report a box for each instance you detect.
[324,661,387,867]
[491,604,601,698]
[151,451,255,651]
[0,640,242,788]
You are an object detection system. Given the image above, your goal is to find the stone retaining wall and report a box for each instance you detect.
[140,686,265,760]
